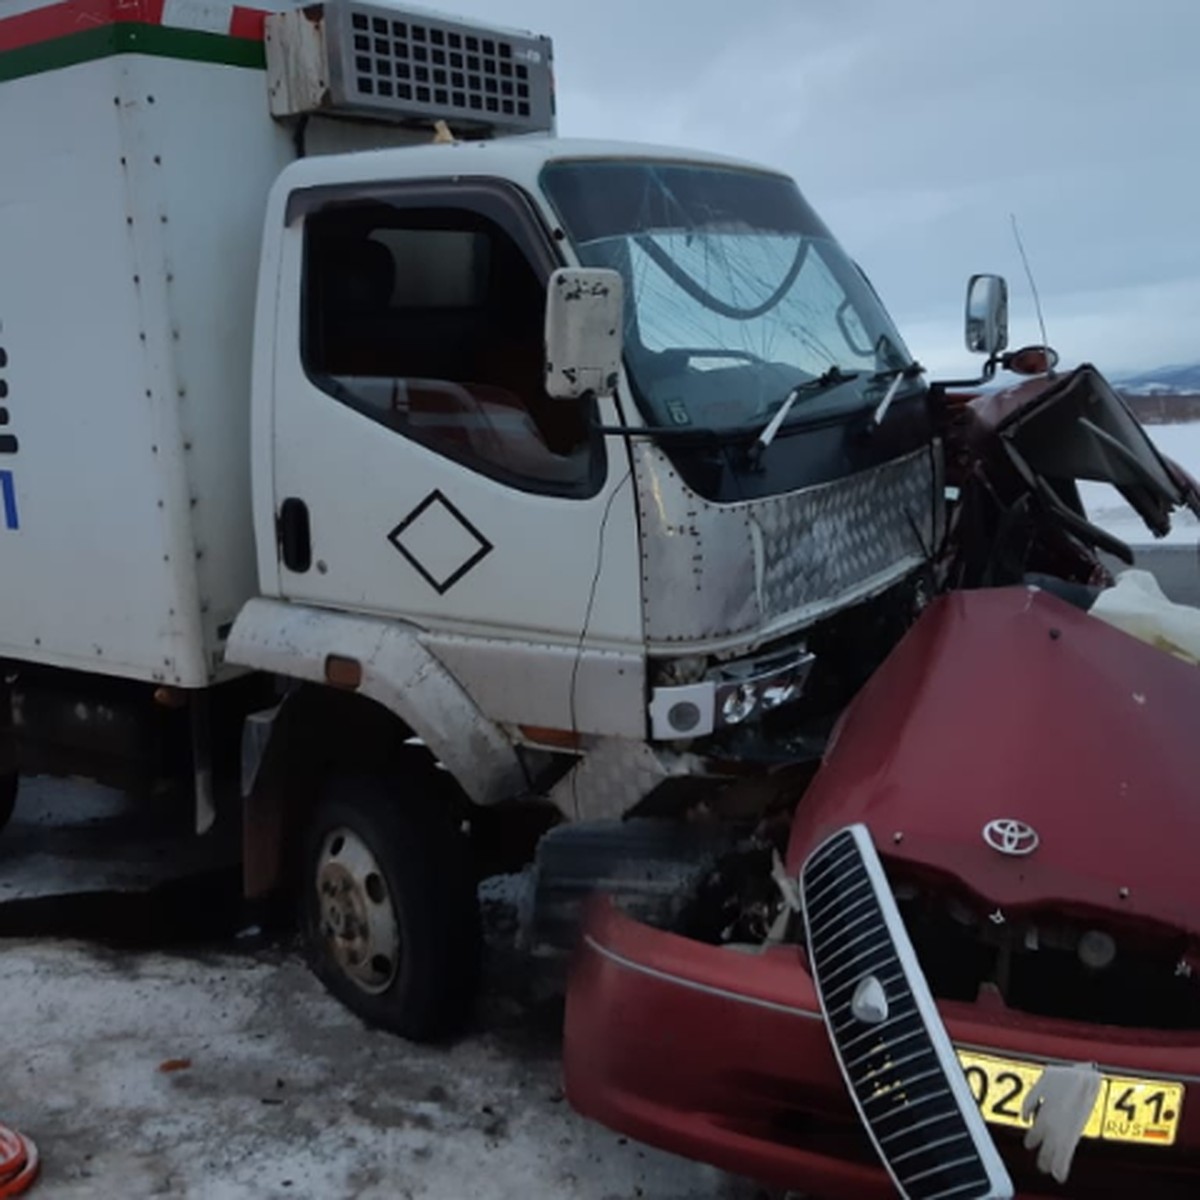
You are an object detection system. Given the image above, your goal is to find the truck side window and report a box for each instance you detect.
[302,201,600,496]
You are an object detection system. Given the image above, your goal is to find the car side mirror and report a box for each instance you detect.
[544,268,624,400]
[965,274,1009,358]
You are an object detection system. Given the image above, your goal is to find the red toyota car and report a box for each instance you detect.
[564,369,1200,1199]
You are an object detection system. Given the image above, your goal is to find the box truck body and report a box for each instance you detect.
[0,0,432,686]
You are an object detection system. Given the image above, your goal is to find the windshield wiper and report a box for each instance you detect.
[868,361,925,430]
[748,366,860,468]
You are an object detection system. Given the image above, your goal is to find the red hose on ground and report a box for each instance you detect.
[0,1124,39,1196]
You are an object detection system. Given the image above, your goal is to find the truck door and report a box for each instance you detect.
[266,180,639,647]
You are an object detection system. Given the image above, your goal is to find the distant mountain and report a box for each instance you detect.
[1109,362,1200,424]
[1116,362,1200,396]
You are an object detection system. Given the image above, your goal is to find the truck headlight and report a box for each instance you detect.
[648,648,815,741]
[761,678,803,710]
[718,683,758,726]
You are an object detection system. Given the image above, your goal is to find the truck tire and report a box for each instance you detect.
[0,772,14,833]
[301,775,480,1041]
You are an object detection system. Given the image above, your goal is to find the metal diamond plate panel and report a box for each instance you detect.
[547,739,706,821]
[756,449,937,619]
[633,444,940,645]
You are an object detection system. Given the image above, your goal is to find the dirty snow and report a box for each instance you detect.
[0,938,765,1200]
[1,775,769,1198]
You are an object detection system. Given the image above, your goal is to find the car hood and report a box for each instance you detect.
[786,586,1200,936]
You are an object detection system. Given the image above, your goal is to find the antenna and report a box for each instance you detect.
[1009,213,1054,376]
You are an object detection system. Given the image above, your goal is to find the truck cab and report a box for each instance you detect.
[229,125,943,1033]
[237,135,940,808]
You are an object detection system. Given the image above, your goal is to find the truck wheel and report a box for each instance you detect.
[0,772,14,833]
[301,775,480,1041]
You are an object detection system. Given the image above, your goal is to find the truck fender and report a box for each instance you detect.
[226,599,527,808]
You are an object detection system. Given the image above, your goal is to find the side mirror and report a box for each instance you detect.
[544,268,624,400]
[965,274,1009,358]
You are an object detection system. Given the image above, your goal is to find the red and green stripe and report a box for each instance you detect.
[0,0,268,81]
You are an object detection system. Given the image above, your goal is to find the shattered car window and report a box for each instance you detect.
[541,160,918,432]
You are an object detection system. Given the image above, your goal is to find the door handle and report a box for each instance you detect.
[277,497,312,573]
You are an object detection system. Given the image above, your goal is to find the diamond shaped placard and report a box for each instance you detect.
[387,490,493,594]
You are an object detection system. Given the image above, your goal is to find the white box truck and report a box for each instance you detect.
[0,0,1016,1037]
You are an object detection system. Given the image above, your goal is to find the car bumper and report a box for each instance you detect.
[564,898,1200,1199]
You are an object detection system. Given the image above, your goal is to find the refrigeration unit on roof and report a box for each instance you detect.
[265,0,555,136]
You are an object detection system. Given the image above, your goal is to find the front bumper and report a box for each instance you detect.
[565,899,1200,1199]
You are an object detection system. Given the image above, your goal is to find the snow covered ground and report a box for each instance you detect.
[0,779,767,1200]
[1079,422,1200,548]
[0,934,763,1200]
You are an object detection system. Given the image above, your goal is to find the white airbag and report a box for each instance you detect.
[1090,568,1200,664]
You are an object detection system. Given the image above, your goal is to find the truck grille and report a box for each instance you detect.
[800,826,1012,1200]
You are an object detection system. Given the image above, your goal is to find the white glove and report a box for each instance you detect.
[1021,1063,1103,1184]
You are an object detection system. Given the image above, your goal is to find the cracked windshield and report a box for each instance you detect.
[542,160,918,432]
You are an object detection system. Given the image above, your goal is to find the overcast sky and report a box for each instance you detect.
[445,0,1198,377]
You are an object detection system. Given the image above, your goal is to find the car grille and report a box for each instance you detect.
[800,825,1012,1200]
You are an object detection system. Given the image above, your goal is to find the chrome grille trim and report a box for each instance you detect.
[800,825,1012,1200]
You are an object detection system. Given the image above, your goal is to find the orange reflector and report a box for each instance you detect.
[519,725,583,750]
[153,686,187,709]
[324,655,363,690]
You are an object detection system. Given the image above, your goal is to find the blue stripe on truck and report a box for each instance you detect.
[0,470,18,530]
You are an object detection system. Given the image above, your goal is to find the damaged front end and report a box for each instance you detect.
[938,363,1200,592]
[563,365,1200,1197]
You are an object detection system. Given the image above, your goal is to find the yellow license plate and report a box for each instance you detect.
[957,1050,1184,1147]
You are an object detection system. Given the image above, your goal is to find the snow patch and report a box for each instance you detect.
[0,941,749,1200]
[1080,423,1200,547]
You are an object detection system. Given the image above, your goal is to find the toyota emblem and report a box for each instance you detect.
[982,818,1040,857]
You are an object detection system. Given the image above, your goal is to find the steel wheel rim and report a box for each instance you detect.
[315,826,401,995]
